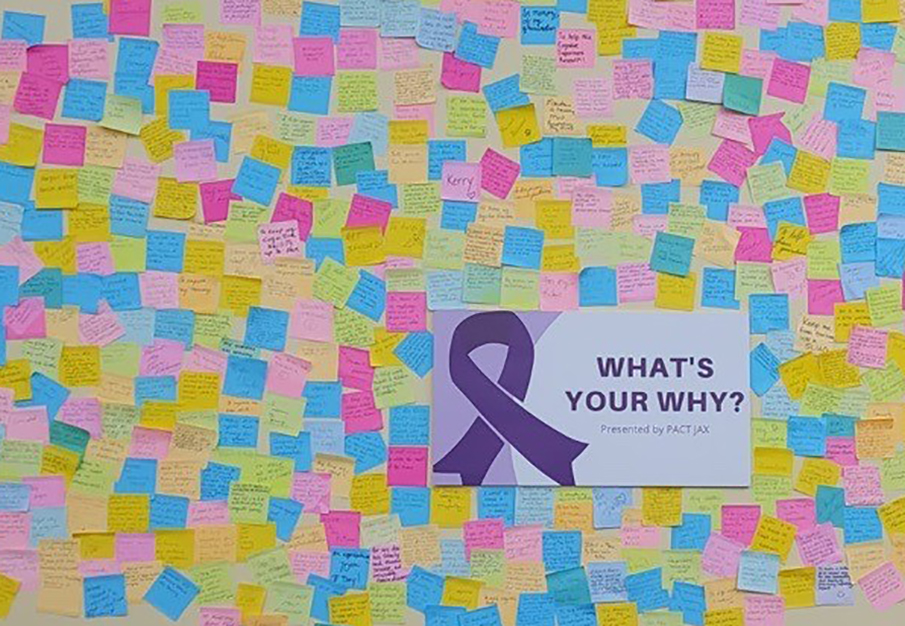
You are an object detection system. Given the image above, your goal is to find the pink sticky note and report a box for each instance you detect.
[200,608,242,626]
[221,0,262,25]
[26,44,69,83]
[347,194,393,231]
[696,0,736,28]
[843,465,885,506]
[463,519,504,559]
[744,595,785,626]
[799,115,837,161]
[776,498,816,532]
[4,297,46,340]
[441,161,482,202]
[338,346,375,391]
[270,193,312,241]
[254,24,294,65]
[616,263,655,303]
[187,501,231,526]
[59,397,103,438]
[504,526,543,562]
[792,0,829,26]
[140,339,185,377]
[154,49,197,77]
[728,204,767,229]
[42,123,87,167]
[860,562,905,611]
[342,391,384,433]
[847,325,888,369]
[826,436,857,466]
[539,273,579,311]
[81,560,121,577]
[22,476,66,508]
[0,513,30,549]
[0,104,10,144]
[68,39,109,80]
[380,38,420,70]
[109,0,153,37]
[556,29,595,68]
[855,49,895,91]
[79,305,126,346]
[321,510,362,548]
[115,533,156,562]
[713,109,754,146]
[739,0,781,29]
[292,472,332,514]
[258,221,303,264]
[3,408,49,443]
[185,346,228,374]
[113,159,161,203]
[0,41,26,72]
[196,61,239,103]
[371,544,406,582]
[289,551,331,584]
[572,187,612,229]
[771,257,808,300]
[0,551,38,592]
[740,49,777,80]
[633,214,669,239]
[76,242,115,276]
[803,193,839,234]
[395,104,435,134]
[808,279,844,315]
[702,533,746,577]
[629,145,671,184]
[613,60,653,100]
[266,352,312,398]
[387,446,429,487]
[748,112,790,156]
[200,179,239,223]
[767,58,810,104]
[293,37,335,76]
[290,299,334,342]
[441,52,482,92]
[174,140,218,183]
[480,148,520,199]
[337,29,377,70]
[386,292,428,332]
[140,271,181,310]
[14,72,63,120]
[129,426,173,459]
[316,117,354,147]
[708,139,757,187]
[475,0,519,38]
[573,78,613,118]
[0,238,42,284]
[722,504,761,545]
[162,24,205,60]
[734,228,772,263]
[796,523,842,566]
[622,521,661,548]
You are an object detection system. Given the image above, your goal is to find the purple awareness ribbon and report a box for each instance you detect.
[433,311,589,486]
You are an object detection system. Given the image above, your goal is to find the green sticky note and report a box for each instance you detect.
[723,74,763,116]
[463,263,502,304]
[333,142,375,186]
[101,94,143,135]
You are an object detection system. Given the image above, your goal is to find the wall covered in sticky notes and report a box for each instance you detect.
[0,0,904,625]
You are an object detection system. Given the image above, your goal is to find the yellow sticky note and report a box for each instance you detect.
[154,177,198,220]
[701,32,743,73]
[862,0,900,22]
[495,104,542,148]
[107,494,151,533]
[389,120,430,145]
[430,488,472,528]
[778,352,819,400]
[824,22,860,60]
[329,592,372,626]
[655,272,697,312]
[772,222,811,260]
[251,135,293,172]
[35,169,80,209]
[350,473,391,515]
[0,359,32,401]
[384,217,427,258]
[795,458,841,496]
[595,602,638,626]
[156,529,196,569]
[59,346,101,388]
[788,151,831,194]
[778,567,816,608]
[878,495,905,534]
[588,124,627,147]
[441,577,482,610]
[236,583,267,622]
[751,515,797,561]
[250,64,293,106]
[0,573,20,619]
[641,487,683,526]
[343,226,386,266]
[155,74,195,116]
[0,123,43,166]
[753,447,794,477]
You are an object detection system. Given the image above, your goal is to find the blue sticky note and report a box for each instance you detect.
[816,485,846,528]
[483,74,530,113]
[115,458,157,494]
[344,432,387,473]
[650,232,694,276]
[300,1,341,41]
[749,294,789,334]
[836,119,875,159]
[0,162,35,205]
[825,414,856,438]
[303,382,342,418]
[292,147,333,187]
[840,262,879,300]
[84,574,128,618]
[134,376,177,406]
[168,90,210,131]
[624,568,669,612]
[542,531,582,572]
[389,405,430,446]
[392,486,431,526]
[587,562,627,603]
[555,604,596,626]
[289,76,332,115]
[521,139,554,178]
[592,487,632,529]
[552,138,593,178]
[502,226,544,269]
[750,343,780,397]
[200,462,240,501]
[877,112,905,152]
[218,414,260,448]
[579,267,617,307]
[521,7,559,45]
[763,197,805,239]
[268,497,303,542]
[333,142,375,186]
[62,78,107,122]
[149,494,189,530]
[233,157,281,206]
[702,268,740,310]
[780,21,824,62]
[417,8,457,51]
[109,195,150,238]
[876,238,905,277]
[102,273,142,311]
[305,237,345,268]
[19,269,62,309]
[516,593,556,626]
[516,487,555,527]
[440,201,477,232]
[71,3,109,40]
[461,606,503,626]
[0,266,18,308]
[653,58,688,101]
[116,38,158,78]
[145,567,199,621]
[0,483,29,511]
[62,273,103,314]
[622,38,657,59]
[699,180,740,221]
[407,566,445,612]
[843,507,883,544]
[760,28,786,52]
[154,309,194,348]
[671,581,706,625]
[737,551,780,594]
[349,112,388,156]
[380,0,420,38]
[456,21,500,68]
[357,170,397,205]
[347,270,386,321]
[862,23,895,50]
[879,182,905,216]
[244,307,289,352]
[829,0,861,21]
[840,222,877,262]
[191,122,232,162]
[546,567,591,605]
[641,179,681,214]
[824,82,866,123]
[30,507,67,545]
[2,11,44,45]
[146,230,186,273]
[787,416,827,457]
[114,72,154,114]
[308,574,348,621]
[428,605,468,626]
[394,332,434,378]
[761,138,797,176]
[223,356,267,400]
[270,432,312,472]
[428,140,467,180]
[670,513,711,550]
[635,100,683,145]
[657,31,698,63]
[592,148,628,187]
[330,547,371,589]
[478,486,516,527]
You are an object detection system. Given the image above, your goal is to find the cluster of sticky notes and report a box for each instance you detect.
[1,0,905,624]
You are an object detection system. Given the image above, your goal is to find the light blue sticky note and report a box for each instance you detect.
[144,567,199,621]
[749,293,789,334]
[542,531,582,572]
[750,343,780,397]
[824,82,866,123]
[650,232,694,276]
[520,7,559,45]
[292,147,333,187]
[787,416,827,457]
[699,179,739,221]
[456,21,500,68]
[84,574,128,618]
[394,332,434,378]
[552,138,593,178]
[516,487,555,528]
[406,565,444,612]
[587,562,627,603]
[2,11,45,45]
[427,270,466,310]
[478,486,516,526]
[546,567,591,605]
[389,405,430,446]
[62,78,107,122]
[670,513,711,550]
[168,90,210,131]
[223,356,267,400]
[502,226,544,269]
[233,157,281,206]
[245,307,289,352]
[702,268,740,310]
[516,593,555,626]
[592,487,632,529]
[392,486,431,527]
[344,432,387,473]
[877,111,905,152]
[737,551,780,594]
[592,148,628,187]
[635,100,683,145]
[417,8,457,51]
[483,74,530,112]
[300,1,341,41]
[579,267,617,307]
[289,76,332,115]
